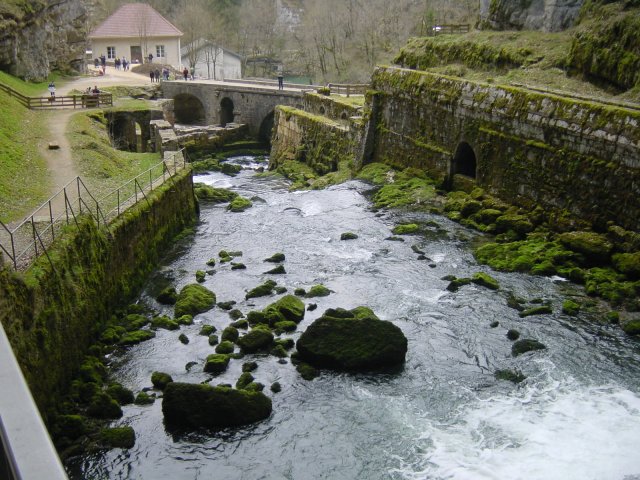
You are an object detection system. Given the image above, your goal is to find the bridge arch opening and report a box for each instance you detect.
[110,116,145,152]
[258,111,275,146]
[174,94,206,125]
[451,142,477,179]
[220,97,234,126]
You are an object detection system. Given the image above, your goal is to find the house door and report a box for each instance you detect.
[130,46,142,65]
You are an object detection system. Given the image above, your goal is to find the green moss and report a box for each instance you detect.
[151,371,173,390]
[151,315,179,330]
[613,252,640,279]
[246,280,277,299]
[174,284,216,317]
[134,392,155,405]
[236,372,254,389]
[495,369,526,383]
[204,354,230,374]
[119,330,155,345]
[446,277,471,292]
[584,267,638,305]
[195,270,206,283]
[215,340,235,354]
[296,362,319,380]
[199,325,216,336]
[53,414,88,440]
[264,264,286,274]
[87,392,123,419]
[176,314,194,325]
[305,284,332,297]
[557,231,613,264]
[562,300,581,315]
[392,223,420,235]
[274,320,297,332]
[228,196,253,212]
[208,334,219,345]
[237,327,274,353]
[156,287,178,305]
[99,426,136,449]
[221,326,239,343]
[106,383,134,405]
[622,320,640,335]
[264,253,286,263]
[471,272,500,290]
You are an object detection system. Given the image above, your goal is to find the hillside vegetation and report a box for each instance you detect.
[0,71,49,223]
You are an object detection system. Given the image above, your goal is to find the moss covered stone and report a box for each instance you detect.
[268,295,306,323]
[236,372,254,389]
[471,272,500,290]
[270,344,288,358]
[340,232,359,240]
[156,287,178,305]
[54,415,87,440]
[246,280,277,299]
[512,339,546,356]
[495,369,526,383]
[134,392,155,405]
[237,327,275,353]
[178,333,189,344]
[106,383,134,405]
[305,284,331,298]
[392,223,420,235]
[494,214,534,236]
[446,277,471,292]
[294,288,306,296]
[271,382,282,393]
[162,382,272,428]
[562,300,581,315]
[151,316,180,330]
[228,196,253,212]
[176,314,194,325]
[296,362,319,380]
[151,371,173,390]
[174,284,216,317]
[622,320,640,336]
[264,264,286,274]
[296,308,407,370]
[264,253,286,263]
[195,270,206,283]
[119,330,155,345]
[231,262,247,270]
[613,252,640,279]
[274,320,297,332]
[506,329,520,341]
[193,183,238,203]
[242,361,258,372]
[231,318,249,329]
[99,426,136,449]
[120,314,150,331]
[208,334,219,346]
[199,324,216,336]
[558,231,613,264]
[204,354,230,374]
[215,340,235,354]
[217,300,236,310]
[221,326,239,343]
[87,392,123,419]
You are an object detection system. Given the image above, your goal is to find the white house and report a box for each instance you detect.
[89,3,183,69]
[180,39,242,80]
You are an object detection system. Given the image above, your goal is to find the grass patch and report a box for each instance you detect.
[0,83,49,222]
[68,111,161,200]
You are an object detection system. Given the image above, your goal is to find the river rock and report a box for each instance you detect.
[512,339,546,356]
[296,307,407,370]
[237,327,274,353]
[162,383,272,428]
[174,284,216,317]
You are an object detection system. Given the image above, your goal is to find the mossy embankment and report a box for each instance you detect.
[0,165,197,421]
[0,71,51,222]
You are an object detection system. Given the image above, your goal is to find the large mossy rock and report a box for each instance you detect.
[174,284,216,317]
[246,280,277,299]
[162,382,272,429]
[557,231,613,264]
[193,183,238,203]
[613,252,640,279]
[237,327,274,353]
[266,295,305,323]
[296,307,407,370]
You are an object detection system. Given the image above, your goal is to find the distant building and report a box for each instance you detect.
[89,3,183,68]
[180,39,242,80]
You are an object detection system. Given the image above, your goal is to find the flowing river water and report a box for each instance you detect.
[68,156,640,480]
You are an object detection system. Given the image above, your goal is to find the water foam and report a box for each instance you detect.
[394,376,640,480]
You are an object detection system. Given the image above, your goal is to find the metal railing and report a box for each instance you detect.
[0,150,186,271]
[0,82,112,109]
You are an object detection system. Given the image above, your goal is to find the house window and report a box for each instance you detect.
[107,46,116,59]
[156,45,165,58]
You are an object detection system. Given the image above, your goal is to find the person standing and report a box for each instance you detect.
[183,67,189,81]
[150,70,155,83]
[48,81,56,98]
[277,65,284,90]
[155,68,160,83]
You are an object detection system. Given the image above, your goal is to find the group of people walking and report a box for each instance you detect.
[114,57,130,71]
[150,67,170,82]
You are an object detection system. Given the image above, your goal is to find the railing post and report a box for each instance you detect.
[10,232,17,270]
[117,189,120,216]
[149,169,153,191]
[64,187,70,224]
[77,177,82,214]
[49,200,54,241]
[31,216,38,257]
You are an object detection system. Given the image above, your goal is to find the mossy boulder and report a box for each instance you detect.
[228,196,253,212]
[246,280,277,299]
[195,270,206,283]
[156,287,178,305]
[558,231,613,264]
[204,354,230,374]
[305,284,331,298]
[231,262,246,270]
[236,372,254,389]
[237,328,275,353]
[506,329,520,340]
[151,371,173,390]
[120,314,150,331]
[340,232,359,240]
[268,295,305,323]
[208,334,219,346]
[119,330,155,345]
[193,184,238,203]
[79,356,107,384]
[512,339,546,357]
[217,300,236,310]
[53,415,87,440]
[179,333,189,344]
[495,214,534,235]
[215,340,235,354]
[176,314,194,325]
[174,284,216,317]
[613,252,640,279]
[87,392,123,419]
[231,318,249,329]
[134,392,155,405]
[264,253,285,263]
[221,326,239,343]
[274,320,297,332]
[199,324,216,336]
[296,308,407,370]
[471,272,500,290]
[264,264,286,274]
[296,362,319,380]
[106,383,134,405]
[151,316,179,330]
[162,383,272,428]
[100,326,126,344]
[392,223,420,235]
[99,426,136,449]
[495,369,526,383]
[446,277,471,292]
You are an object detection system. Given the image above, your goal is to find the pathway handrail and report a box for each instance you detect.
[326,83,369,97]
[0,80,112,109]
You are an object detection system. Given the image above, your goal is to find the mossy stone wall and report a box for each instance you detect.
[302,93,362,126]
[0,168,197,419]
[370,66,640,231]
[270,104,363,174]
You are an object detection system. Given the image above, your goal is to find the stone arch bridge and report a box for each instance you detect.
[161,80,306,143]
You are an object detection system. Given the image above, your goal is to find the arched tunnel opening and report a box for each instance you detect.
[451,142,477,178]
[174,94,206,125]
[110,117,144,152]
[258,111,275,147]
[220,97,235,126]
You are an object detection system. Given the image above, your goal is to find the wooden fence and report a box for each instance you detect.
[0,82,112,109]
[430,24,470,36]
[326,83,369,97]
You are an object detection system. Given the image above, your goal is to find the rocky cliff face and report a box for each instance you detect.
[0,0,88,81]
[479,0,584,31]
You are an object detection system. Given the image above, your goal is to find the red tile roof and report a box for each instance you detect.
[89,3,183,38]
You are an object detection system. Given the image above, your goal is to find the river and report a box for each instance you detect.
[67,156,640,480]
